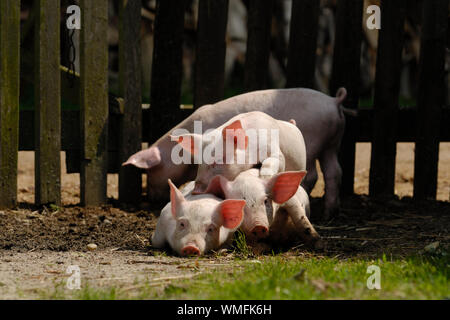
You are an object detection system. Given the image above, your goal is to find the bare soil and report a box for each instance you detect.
[0,143,448,299]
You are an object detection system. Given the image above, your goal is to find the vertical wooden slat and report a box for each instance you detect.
[119,0,142,204]
[149,0,186,143]
[369,0,407,197]
[286,0,320,89]
[414,0,448,200]
[34,0,61,206]
[244,0,274,92]
[329,0,363,196]
[80,0,109,206]
[0,0,20,208]
[194,0,229,108]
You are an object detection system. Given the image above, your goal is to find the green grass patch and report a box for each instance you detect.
[41,253,449,300]
[153,254,448,300]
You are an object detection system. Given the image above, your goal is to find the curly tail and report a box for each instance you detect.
[335,87,358,117]
[335,87,347,105]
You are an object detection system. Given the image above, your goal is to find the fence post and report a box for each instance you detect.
[413,0,448,200]
[329,0,363,196]
[149,0,186,143]
[194,0,229,108]
[79,0,109,206]
[369,0,407,197]
[118,0,142,205]
[286,0,320,89]
[244,0,274,92]
[0,0,20,208]
[34,0,61,206]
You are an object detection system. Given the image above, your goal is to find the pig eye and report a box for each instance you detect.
[178,220,188,229]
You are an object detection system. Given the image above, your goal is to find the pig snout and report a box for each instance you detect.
[251,225,269,239]
[180,245,201,256]
[243,212,269,240]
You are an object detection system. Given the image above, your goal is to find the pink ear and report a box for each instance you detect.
[122,147,161,169]
[168,179,185,218]
[172,135,200,156]
[219,200,245,229]
[222,120,248,150]
[270,171,307,204]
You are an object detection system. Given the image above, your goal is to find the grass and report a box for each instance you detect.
[231,230,252,258]
[39,252,449,300]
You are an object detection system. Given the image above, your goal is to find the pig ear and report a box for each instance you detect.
[217,200,246,230]
[122,147,161,169]
[171,134,202,157]
[168,179,186,218]
[204,176,224,198]
[267,171,307,204]
[222,120,249,151]
[204,175,232,199]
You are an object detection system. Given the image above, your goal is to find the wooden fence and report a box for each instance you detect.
[0,0,448,209]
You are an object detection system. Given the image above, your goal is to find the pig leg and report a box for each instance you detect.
[151,220,168,249]
[260,153,285,178]
[319,150,342,221]
[283,198,323,249]
[302,159,318,194]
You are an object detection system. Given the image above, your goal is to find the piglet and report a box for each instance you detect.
[205,169,322,249]
[151,180,246,256]
[172,111,306,194]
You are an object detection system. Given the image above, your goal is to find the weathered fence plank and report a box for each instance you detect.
[414,0,448,200]
[286,0,320,89]
[149,0,186,143]
[118,0,142,205]
[244,0,274,92]
[0,0,20,208]
[194,0,229,108]
[369,0,407,197]
[34,0,61,206]
[80,0,109,206]
[329,0,363,196]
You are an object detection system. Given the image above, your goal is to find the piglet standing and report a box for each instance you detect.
[172,111,306,194]
[205,169,322,249]
[151,180,246,256]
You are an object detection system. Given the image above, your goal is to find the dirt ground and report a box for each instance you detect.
[0,143,448,299]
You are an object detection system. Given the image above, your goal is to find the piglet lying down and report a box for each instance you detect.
[205,169,323,250]
[151,180,246,256]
